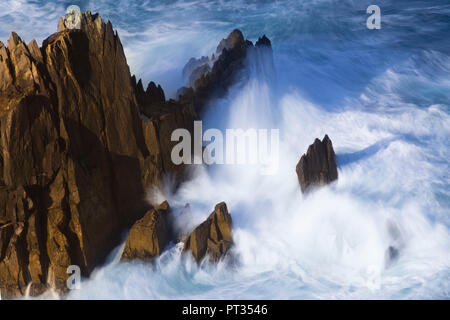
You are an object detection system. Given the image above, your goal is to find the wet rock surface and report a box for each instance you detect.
[183,202,233,263]
[121,201,173,262]
[296,135,338,192]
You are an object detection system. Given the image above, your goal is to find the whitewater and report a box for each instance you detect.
[1,0,449,299]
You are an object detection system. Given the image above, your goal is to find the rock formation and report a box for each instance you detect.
[121,201,173,262]
[179,29,273,115]
[0,12,195,298]
[183,202,232,263]
[0,12,266,297]
[131,76,166,118]
[296,135,338,192]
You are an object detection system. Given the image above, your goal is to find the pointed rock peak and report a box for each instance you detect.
[57,17,66,32]
[93,14,104,31]
[183,201,233,263]
[157,200,170,211]
[136,79,145,92]
[105,20,114,36]
[146,81,166,103]
[255,34,271,47]
[7,32,23,50]
[215,202,228,215]
[147,81,157,91]
[227,29,245,45]
[27,39,43,62]
[296,135,338,193]
[28,39,38,48]
[216,29,245,54]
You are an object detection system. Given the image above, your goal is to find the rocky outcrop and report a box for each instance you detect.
[0,12,265,297]
[0,12,195,298]
[183,202,232,263]
[296,135,338,192]
[131,76,166,118]
[179,29,273,115]
[121,201,173,262]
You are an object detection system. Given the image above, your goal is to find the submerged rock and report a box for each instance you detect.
[384,220,403,268]
[296,135,338,192]
[183,202,232,263]
[121,201,173,262]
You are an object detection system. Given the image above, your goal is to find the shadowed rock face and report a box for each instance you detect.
[131,76,166,118]
[121,201,173,262]
[179,29,273,116]
[296,135,338,193]
[183,202,232,263]
[0,12,195,298]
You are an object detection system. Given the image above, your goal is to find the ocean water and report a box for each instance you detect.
[1,0,449,299]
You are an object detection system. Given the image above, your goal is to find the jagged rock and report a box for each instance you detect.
[180,29,272,115]
[296,135,338,192]
[0,12,195,298]
[131,76,167,118]
[255,35,271,47]
[183,202,232,263]
[121,201,173,262]
[0,14,261,297]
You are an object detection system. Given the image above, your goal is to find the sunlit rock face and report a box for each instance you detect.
[0,12,196,298]
[121,201,173,262]
[183,202,233,263]
[296,135,338,193]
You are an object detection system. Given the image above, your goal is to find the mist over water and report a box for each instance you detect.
[2,0,449,299]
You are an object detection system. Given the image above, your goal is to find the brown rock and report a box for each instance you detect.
[296,135,338,193]
[0,12,196,297]
[0,13,260,297]
[121,201,173,262]
[183,202,232,263]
